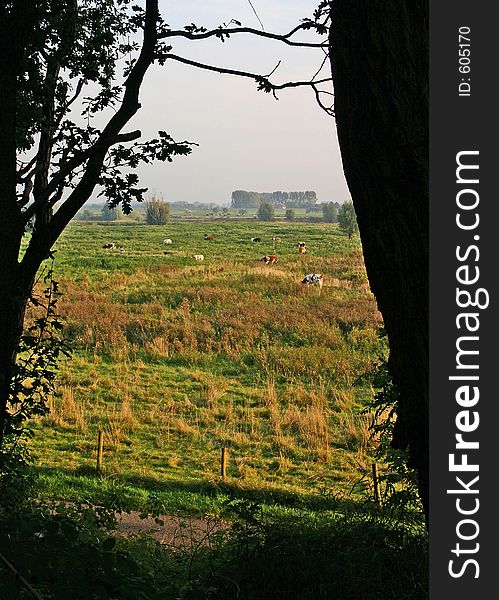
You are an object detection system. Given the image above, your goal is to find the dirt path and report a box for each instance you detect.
[116,512,229,548]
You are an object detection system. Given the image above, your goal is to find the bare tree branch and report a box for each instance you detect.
[17,155,38,180]
[265,60,281,78]
[55,78,85,123]
[166,54,334,117]
[165,53,330,90]
[311,83,334,117]
[311,52,329,82]
[160,23,327,48]
[164,53,334,115]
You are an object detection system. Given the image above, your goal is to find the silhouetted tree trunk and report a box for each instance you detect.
[329,1,429,516]
[0,0,160,447]
[0,1,35,447]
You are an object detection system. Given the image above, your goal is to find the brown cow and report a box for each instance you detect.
[260,255,279,265]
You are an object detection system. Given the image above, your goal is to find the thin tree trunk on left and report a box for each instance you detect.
[0,2,34,448]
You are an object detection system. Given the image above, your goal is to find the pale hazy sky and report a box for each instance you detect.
[125,0,350,205]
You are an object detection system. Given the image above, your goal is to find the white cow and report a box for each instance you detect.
[192,254,204,260]
[163,238,173,244]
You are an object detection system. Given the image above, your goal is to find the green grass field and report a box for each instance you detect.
[11,218,429,599]
[27,219,389,511]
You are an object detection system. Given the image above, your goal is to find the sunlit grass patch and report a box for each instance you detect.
[29,220,388,506]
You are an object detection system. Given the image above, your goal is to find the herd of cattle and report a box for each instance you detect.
[102,235,324,289]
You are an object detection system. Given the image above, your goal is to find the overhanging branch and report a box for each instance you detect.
[160,23,327,48]
[165,53,331,89]
[165,53,333,115]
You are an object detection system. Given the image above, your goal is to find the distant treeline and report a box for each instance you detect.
[231,190,318,209]
[169,201,221,211]
[75,200,222,221]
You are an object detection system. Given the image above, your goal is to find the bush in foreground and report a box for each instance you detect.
[0,486,427,599]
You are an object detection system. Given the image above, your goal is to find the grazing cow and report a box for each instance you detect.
[204,234,215,240]
[260,255,279,265]
[102,243,115,249]
[272,236,282,242]
[251,237,261,242]
[192,254,205,260]
[163,238,173,244]
[297,241,307,254]
[301,273,324,289]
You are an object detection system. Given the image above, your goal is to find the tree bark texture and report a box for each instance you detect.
[329,1,429,515]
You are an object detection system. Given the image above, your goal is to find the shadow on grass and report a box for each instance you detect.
[28,466,427,599]
[33,464,379,515]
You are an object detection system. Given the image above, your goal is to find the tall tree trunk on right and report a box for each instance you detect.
[329,1,429,516]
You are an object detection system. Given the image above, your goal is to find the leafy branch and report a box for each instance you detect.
[6,265,71,443]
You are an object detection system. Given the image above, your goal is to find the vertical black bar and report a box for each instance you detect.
[430,1,498,597]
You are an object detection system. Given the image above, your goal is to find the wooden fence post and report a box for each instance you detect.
[96,431,104,475]
[372,462,381,507]
[221,447,228,479]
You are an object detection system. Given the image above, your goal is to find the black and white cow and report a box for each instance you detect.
[301,273,324,289]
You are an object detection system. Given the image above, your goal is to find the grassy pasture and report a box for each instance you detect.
[11,219,429,599]
[28,219,387,510]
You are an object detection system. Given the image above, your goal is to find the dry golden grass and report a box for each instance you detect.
[199,377,226,410]
[120,397,135,425]
[338,411,374,451]
[104,418,125,451]
[44,386,86,432]
[30,220,387,500]
[175,418,200,439]
[264,376,278,409]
